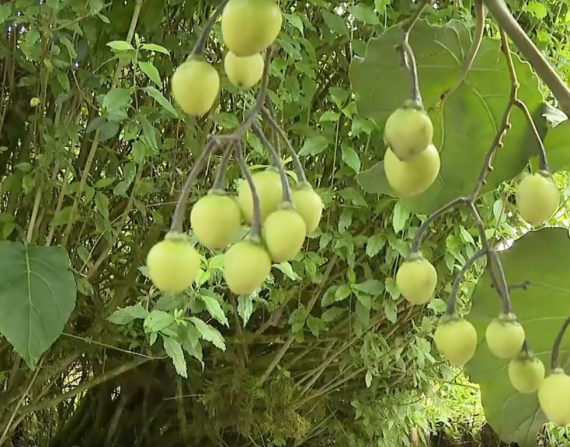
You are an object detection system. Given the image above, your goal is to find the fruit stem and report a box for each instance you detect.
[260,107,308,184]
[234,142,262,238]
[446,248,486,315]
[190,0,229,57]
[170,138,219,233]
[551,315,570,370]
[514,99,550,172]
[488,249,513,314]
[411,197,468,253]
[252,122,294,204]
[521,338,532,356]
[211,144,234,191]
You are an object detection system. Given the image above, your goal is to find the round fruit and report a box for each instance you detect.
[384,104,434,161]
[237,169,283,224]
[396,255,437,305]
[515,172,560,226]
[384,144,440,197]
[485,316,525,359]
[221,0,282,57]
[224,52,264,89]
[291,185,323,233]
[223,240,272,295]
[190,193,242,250]
[263,208,307,262]
[538,370,570,425]
[434,318,478,367]
[508,355,545,393]
[171,58,220,117]
[146,235,201,293]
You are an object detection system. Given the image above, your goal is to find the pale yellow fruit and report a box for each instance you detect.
[384,144,440,197]
[292,186,323,233]
[538,371,570,425]
[434,318,478,367]
[485,318,525,359]
[396,257,437,305]
[263,208,307,262]
[384,106,433,160]
[190,194,242,250]
[171,58,220,116]
[224,52,264,89]
[237,169,283,224]
[223,241,272,295]
[516,173,560,226]
[508,356,545,393]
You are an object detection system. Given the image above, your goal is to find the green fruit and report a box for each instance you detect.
[396,255,437,305]
[515,172,560,226]
[171,58,220,117]
[384,143,440,197]
[485,315,525,359]
[223,241,272,295]
[237,169,283,224]
[291,185,323,233]
[221,0,282,57]
[190,193,242,250]
[146,234,201,293]
[434,317,478,367]
[263,208,307,262]
[508,355,545,393]
[538,370,570,425]
[384,104,434,160]
[224,52,264,89]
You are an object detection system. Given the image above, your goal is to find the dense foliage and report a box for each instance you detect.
[2,0,570,446]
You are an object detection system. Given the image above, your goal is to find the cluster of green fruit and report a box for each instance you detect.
[382,101,441,197]
[171,0,282,117]
[146,169,323,296]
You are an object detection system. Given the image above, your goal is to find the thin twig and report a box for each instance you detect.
[190,0,229,56]
[211,144,234,191]
[445,249,486,314]
[234,142,262,239]
[551,315,570,370]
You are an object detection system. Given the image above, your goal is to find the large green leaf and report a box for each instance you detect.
[465,228,570,447]
[350,20,545,214]
[540,120,570,173]
[0,242,77,368]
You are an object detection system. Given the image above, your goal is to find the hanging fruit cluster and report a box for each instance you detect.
[386,1,567,428]
[145,0,323,299]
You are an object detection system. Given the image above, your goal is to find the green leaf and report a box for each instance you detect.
[322,307,345,323]
[107,40,135,51]
[200,294,229,327]
[138,114,159,153]
[0,5,12,24]
[322,10,349,36]
[351,20,544,214]
[190,317,226,351]
[385,277,400,299]
[353,280,384,296]
[143,87,178,117]
[274,262,300,281]
[335,284,352,302]
[140,43,170,55]
[103,88,131,112]
[47,0,60,9]
[366,234,386,257]
[0,242,76,368]
[99,121,119,141]
[541,120,570,173]
[523,1,548,19]
[138,61,162,87]
[465,228,570,447]
[284,13,304,35]
[320,111,339,122]
[355,292,371,309]
[107,304,148,325]
[392,201,410,234]
[95,192,109,220]
[349,4,379,25]
[299,136,329,156]
[341,144,361,173]
[306,315,322,337]
[238,295,253,326]
[383,300,398,323]
[95,177,115,189]
[144,310,175,333]
[162,336,187,378]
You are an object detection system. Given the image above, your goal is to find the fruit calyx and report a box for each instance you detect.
[277,200,295,211]
[401,99,425,112]
[405,251,424,263]
[294,181,314,192]
[164,231,190,243]
[497,312,518,324]
[207,188,227,196]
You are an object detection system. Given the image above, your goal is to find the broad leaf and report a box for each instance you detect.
[138,61,162,87]
[107,40,135,51]
[465,228,570,447]
[0,242,76,368]
[143,86,178,117]
[200,294,229,327]
[190,317,226,351]
[162,335,187,378]
[107,304,148,325]
[350,20,544,214]
[144,310,175,333]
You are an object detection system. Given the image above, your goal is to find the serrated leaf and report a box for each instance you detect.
[392,201,410,234]
[385,278,400,299]
[341,144,361,173]
[383,300,398,323]
[335,284,352,302]
[299,136,329,157]
[107,40,135,51]
[200,294,229,327]
[140,43,170,55]
[321,307,345,323]
[366,234,386,257]
[306,315,322,337]
[0,242,76,368]
[143,86,178,117]
[351,20,544,214]
[465,228,570,447]
[103,88,131,112]
[162,336,187,378]
[190,317,226,351]
[144,310,175,333]
[107,304,148,325]
[353,280,384,296]
[138,114,159,153]
[274,262,300,281]
[238,295,253,326]
[138,61,162,87]
[284,13,304,35]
